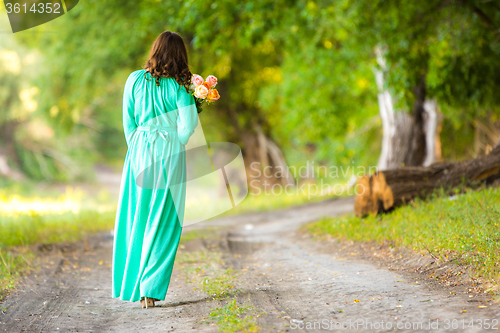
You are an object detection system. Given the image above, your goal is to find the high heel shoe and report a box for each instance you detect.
[140,297,155,309]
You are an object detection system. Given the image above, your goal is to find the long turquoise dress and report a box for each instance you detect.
[111,69,198,302]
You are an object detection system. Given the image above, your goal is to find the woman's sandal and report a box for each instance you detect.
[140,297,155,309]
[140,297,161,309]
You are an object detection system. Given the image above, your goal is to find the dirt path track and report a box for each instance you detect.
[1,197,499,332]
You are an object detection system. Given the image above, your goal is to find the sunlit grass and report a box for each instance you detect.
[0,186,115,217]
[0,186,116,249]
[0,186,116,295]
[0,193,81,216]
[305,186,500,294]
[0,209,116,249]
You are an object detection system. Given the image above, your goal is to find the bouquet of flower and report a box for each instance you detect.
[190,74,220,113]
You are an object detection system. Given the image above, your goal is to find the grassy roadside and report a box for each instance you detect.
[0,184,116,296]
[0,209,116,296]
[0,248,35,300]
[305,186,500,294]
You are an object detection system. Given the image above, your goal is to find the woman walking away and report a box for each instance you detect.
[111,31,198,309]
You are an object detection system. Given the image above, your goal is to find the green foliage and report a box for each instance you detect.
[440,118,476,160]
[357,0,500,113]
[0,18,24,125]
[306,186,500,291]
[14,1,152,161]
[264,0,381,165]
[5,0,500,180]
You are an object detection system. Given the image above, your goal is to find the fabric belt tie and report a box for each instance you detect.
[136,125,177,145]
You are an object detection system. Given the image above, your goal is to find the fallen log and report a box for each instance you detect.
[354,144,500,217]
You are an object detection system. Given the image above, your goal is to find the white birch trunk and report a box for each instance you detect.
[422,99,443,166]
[373,46,442,169]
[374,46,396,171]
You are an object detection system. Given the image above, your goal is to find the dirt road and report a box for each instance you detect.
[1,197,499,332]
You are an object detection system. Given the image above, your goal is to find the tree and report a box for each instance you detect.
[358,0,500,167]
[10,0,500,185]
[16,0,301,187]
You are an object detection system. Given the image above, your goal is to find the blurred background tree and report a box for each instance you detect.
[357,0,500,168]
[1,0,499,187]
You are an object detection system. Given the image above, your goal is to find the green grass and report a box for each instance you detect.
[0,178,62,199]
[0,210,116,249]
[0,248,35,298]
[208,298,260,333]
[200,269,238,298]
[0,184,116,295]
[305,186,500,293]
[177,249,239,299]
[179,227,222,245]
[0,209,115,294]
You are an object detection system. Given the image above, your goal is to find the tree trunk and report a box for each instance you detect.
[0,120,26,180]
[243,125,294,193]
[404,74,427,166]
[240,129,265,194]
[0,151,25,181]
[422,99,443,166]
[374,46,441,169]
[215,82,294,192]
[354,144,500,217]
[217,107,293,192]
[374,45,396,170]
[391,112,413,168]
[474,116,500,156]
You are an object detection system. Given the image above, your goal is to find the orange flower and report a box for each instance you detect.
[207,88,220,102]
[202,82,211,90]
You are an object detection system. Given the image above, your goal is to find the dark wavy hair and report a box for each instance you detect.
[144,31,192,92]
